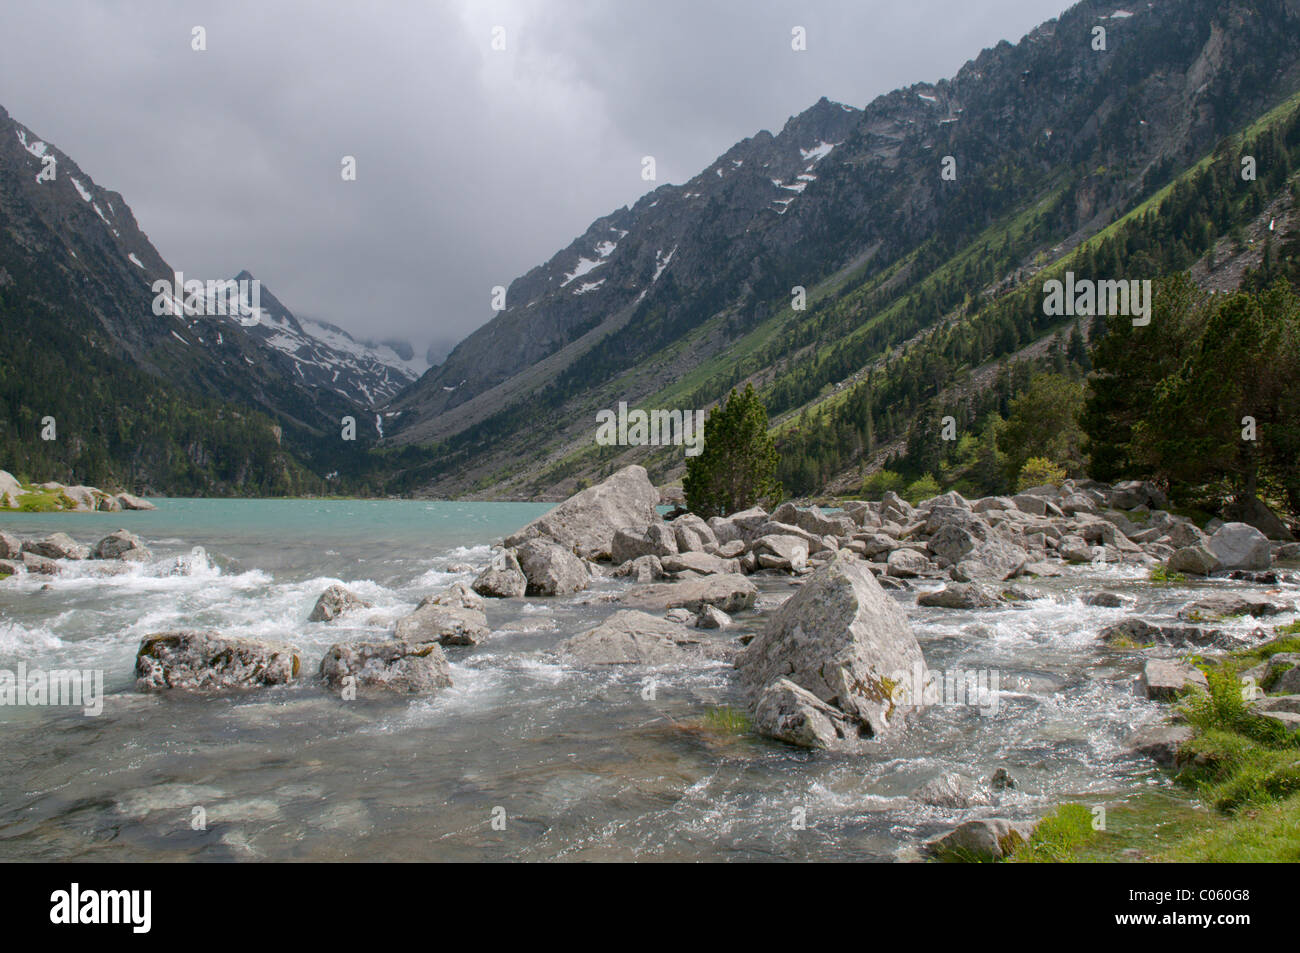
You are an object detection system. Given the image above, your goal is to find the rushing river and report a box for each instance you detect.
[0,499,1290,861]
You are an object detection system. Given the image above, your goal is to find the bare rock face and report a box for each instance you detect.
[319,640,452,694]
[135,630,301,692]
[504,465,662,560]
[308,584,373,622]
[514,538,590,596]
[472,549,528,598]
[737,552,925,745]
[558,609,704,665]
[0,530,22,559]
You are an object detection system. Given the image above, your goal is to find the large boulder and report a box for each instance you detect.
[472,549,528,598]
[22,533,89,560]
[503,465,661,560]
[320,640,452,694]
[737,552,925,742]
[611,523,677,563]
[1208,522,1271,571]
[308,583,373,622]
[135,631,301,692]
[514,538,589,596]
[620,573,757,614]
[558,610,703,665]
[92,529,152,562]
[954,535,1028,581]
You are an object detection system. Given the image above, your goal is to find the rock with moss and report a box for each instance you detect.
[135,630,301,692]
[737,552,925,743]
[926,818,1038,861]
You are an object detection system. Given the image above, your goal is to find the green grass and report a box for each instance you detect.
[1006,803,1096,863]
[701,705,753,736]
[982,634,1300,863]
[14,486,77,512]
[1148,565,1187,586]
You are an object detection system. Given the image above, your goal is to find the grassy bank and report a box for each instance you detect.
[1006,628,1300,862]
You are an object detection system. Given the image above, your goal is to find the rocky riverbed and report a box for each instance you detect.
[1,469,1296,861]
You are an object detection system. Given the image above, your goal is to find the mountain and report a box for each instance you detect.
[229,271,425,410]
[0,104,411,493]
[381,0,1300,500]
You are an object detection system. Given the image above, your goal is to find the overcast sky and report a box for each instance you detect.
[0,0,1074,361]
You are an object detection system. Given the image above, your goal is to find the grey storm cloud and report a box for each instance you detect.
[0,0,1072,361]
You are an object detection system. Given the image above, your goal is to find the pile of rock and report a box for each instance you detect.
[0,529,152,576]
[0,470,155,511]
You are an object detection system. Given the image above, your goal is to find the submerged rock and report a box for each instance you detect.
[737,552,925,745]
[916,772,993,809]
[620,572,757,614]
[558,610,704,665]
[135,630,301,692]
[917,583,1001,609]
[319,640,452,694]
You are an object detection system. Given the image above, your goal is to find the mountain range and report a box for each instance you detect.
[3,0,1300,500]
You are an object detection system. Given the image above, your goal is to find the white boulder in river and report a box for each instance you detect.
[737,552,926,749]
[504,464,662,560]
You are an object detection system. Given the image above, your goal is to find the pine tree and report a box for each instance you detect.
[683,384,782,517]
